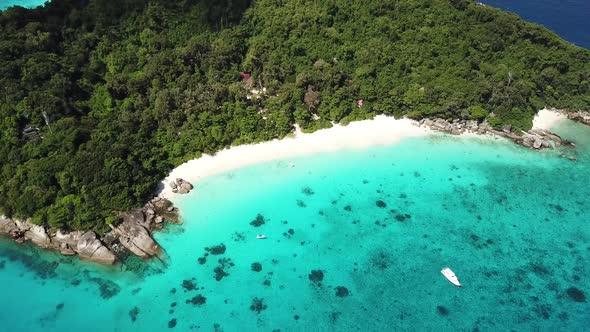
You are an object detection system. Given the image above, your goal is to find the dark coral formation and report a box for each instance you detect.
[528,263,550,276]
[186,294,207,306]
[90,277,121,299]
[335,286,349,297]
[205,244,226,255]
[214,258,233,281]
[301,187,315,196]
[436,306,449,316]
[129,306,139,322]
[250,214,266,227]
[370,249,391,270]
[198,256,207,265]
[56,303,64,310]
[548,203,565,212]
[375,200,387,208]
[329,311,341,323]
[394,214,411,222]
[296,200,307,207]
[168,318,177,328]
[533,304,552,319]
[344,205,352,212]
[0,245,60,279]
[182,279,198,292]
[469,234,495,249]
[249,297,267,313]
[566,287,586,302]
[308,270,324,285]
[232,232,246,242]
[251,262,262,272]
[0,260,5,269]
[119,253,165,279]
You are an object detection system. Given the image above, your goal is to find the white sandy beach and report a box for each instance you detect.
[533,108,567,130]
[160,109,567,198]
[159,115,430,198]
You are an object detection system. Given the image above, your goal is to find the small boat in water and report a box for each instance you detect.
[441,267,461,287]
[256,234,267,239]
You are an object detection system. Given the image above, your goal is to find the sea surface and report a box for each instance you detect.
[1,119,589,331]
[0,0,45,10]
[480,0,590,49]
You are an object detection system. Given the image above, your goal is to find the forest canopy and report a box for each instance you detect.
[1,0,589,232]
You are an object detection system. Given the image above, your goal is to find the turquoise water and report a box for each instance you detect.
[0,0,46,10]
[1,121,589,331]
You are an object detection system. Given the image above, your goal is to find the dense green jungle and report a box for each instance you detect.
[1,0,589,231]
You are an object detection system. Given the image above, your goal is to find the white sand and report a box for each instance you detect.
[159,115,430,198]
[159,109,566,198]
[533,108,567,130]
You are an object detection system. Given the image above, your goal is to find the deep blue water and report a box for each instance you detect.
[481,0,590,49]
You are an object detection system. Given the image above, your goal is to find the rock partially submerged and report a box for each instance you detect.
[170,178,193,194]
[110,210,160,258]
[77,231,117,265]
[0,197,179,265]
[419,118,575,150]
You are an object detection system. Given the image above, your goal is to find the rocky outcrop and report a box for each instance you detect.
[12,219,51,248]
[0,216,18,234]
[149,197,180,224]
[170,178,193,194]
[419,118,575,151]
[0,197,179,265]
[566,110,590,126]
[110,210,160,258]
[77,231,117,265]
[53,230,84,256]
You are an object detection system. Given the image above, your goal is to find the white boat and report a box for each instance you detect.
[256,234,267,239]
[441,267,461,287]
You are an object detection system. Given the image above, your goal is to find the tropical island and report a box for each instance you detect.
[1,0,590,263]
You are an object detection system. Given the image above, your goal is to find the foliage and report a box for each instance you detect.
[0,0,589,231]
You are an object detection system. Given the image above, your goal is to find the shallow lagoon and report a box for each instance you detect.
[1,121,589,331]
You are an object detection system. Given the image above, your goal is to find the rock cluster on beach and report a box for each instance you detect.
[565,110,590,126]
[0,197,179,265]
[419,118,575,151]
[170,178,193,194]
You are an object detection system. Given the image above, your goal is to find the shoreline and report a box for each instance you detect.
[0,108,579,265]
[159,108,571,201]
[533,108,568,130]
[159,115,431,199]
